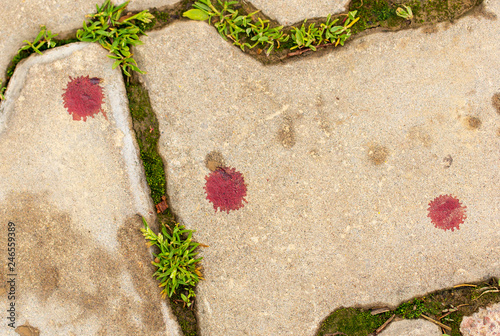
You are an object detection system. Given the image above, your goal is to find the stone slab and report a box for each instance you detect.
[119,0,180,11]
[378,319,441,336]
[0,43,179,335]
[249,0,350,25]
[136,0,500,333]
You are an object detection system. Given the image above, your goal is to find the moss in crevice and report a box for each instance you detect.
[316,277,500,336]
[126,80,166,205]
[126,76,200,336]
[317,308,390,336]
[348,0,482,34]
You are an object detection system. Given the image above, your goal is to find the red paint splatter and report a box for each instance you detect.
[427,194,467,231]
[62,76,106,121]
[204,167,247,213]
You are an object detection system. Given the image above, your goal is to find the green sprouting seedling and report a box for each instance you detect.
[291,11,359,51]
[0,80,6,101]
[186,0,288,54]
[291,19,320,51]
[247,18,288,55]
[141,218,203,307]
[18,25,58,55]
[396,5,413,20]
[188,0,257,50]
[76,0,154,76]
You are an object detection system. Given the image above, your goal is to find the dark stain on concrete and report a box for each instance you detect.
[15,323,40,336]
[315,95,332,136]
[117,217,167,335]
[367,144,389,165]
[205,150,225,171]
[470,3,498,21]
[408,126,433,148]
[40,265,59,300]
[442,154,453,169]
[277,116,296,148]
[0,192,167,335]
[464,116,482,130]
[421,25,440,34]
[492,93,500,115]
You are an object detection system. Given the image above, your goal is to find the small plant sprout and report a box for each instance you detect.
[77,0,154,76]
[396,5,413,20]
[187,0,259,51]
[141,217,204,307]
[18,25,58,55]
[0,80,6,101]
[291,11,359,51]
[248,18,288,55]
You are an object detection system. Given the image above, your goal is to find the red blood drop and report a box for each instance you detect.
[204,167,247,213]
[62,76,106,121]
[427,194,467,231]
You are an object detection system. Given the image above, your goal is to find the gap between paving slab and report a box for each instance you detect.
[0,42,181,336]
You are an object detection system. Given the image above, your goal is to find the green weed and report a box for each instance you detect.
[184,0,358,55]
[316,308,388,336]
[18,25,58,55]
[396,5,413,20]
[76,0,154,76]
[141,218,204,307]
[291,11,359,51]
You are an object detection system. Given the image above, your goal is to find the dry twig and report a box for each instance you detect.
[453,283,477,288]
[421,314,451,331]
[473,289,500,301]
[375,314,395,334]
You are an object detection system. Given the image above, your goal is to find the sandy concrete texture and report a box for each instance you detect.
[136,0,500,334]
[378,319,441,336]
[0,43,179,335]
[249,0,349,25]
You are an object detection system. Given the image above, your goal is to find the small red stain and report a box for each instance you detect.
[204,167,247,213]
[427,194,467,231]
[62,76,106,121]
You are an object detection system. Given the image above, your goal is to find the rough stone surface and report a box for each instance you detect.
[116,0,180,11]
[249,0,349,25]
[461,302,500,335]
[0,43,179,336]
[135,0,500,334]
[378,319,442,336]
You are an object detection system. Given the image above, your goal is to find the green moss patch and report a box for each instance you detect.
[316,278,500,335]
[317,308,390,336]
[126,80,166,204]
[349,0,481,34]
